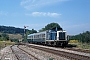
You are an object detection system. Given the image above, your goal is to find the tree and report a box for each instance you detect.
[45,22,62,30]
[70,31,90,43]
[31,29,37,33]
[26,29,37,34]
[39,22,62,32]
[0,33,9,41]
[10,39,19,43]
[39,28,46,32]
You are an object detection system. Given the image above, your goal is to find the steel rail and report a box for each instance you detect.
[27,44,90,60]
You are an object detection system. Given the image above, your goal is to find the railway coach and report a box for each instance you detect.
[27,27,68,46]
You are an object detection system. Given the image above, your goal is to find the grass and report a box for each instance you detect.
[0,41,15,50]
[8,34,22,40]
[77,43,90,49]
[69,40,90,50]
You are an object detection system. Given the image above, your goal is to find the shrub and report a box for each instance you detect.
[69,40,78,43]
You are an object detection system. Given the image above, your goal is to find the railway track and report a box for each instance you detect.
[65,48,90,53]
[11,45,39,60]
[44,44,90,54]
[26,44,90,60]
[22,43,90,54]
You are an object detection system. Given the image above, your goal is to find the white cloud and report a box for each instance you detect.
[26,12,61,17]
[20,0,68,10]
[47,12,61,17]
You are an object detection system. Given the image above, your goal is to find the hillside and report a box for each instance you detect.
[0,25,37,42]
[0,25,37,34]
[0,26,25,34]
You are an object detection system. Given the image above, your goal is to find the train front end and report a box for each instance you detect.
[56,30,68,46]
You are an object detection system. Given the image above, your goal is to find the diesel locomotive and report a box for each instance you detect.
[27,27,68,46]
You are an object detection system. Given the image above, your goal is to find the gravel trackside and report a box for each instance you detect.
[0,45,70,60]
[19,45,70,60]
[0,45,17,60]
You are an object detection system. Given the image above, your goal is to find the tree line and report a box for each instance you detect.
[0,26,24,34]
[0,26,37,42]
[0,25,37,34]
[70,31,90,43]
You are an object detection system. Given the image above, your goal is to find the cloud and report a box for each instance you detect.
[20,0,68,10]
[26,12,61,17]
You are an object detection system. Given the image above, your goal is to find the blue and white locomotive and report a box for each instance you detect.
[27,27,68,46]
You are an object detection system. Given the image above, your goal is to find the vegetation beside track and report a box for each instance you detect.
[0,41,15,50]
[77,43,90,49]
[68,40,90,50]
[70,31,90,43]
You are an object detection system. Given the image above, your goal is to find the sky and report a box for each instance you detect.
[0,0,90,35]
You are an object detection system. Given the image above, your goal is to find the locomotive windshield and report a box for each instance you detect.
[59,32,65,40]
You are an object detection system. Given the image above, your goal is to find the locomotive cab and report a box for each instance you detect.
[56,30,68,46]
[57,30,67,40]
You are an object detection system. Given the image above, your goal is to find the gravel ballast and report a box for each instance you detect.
[19,45,69,60]
[0,45,71,60]
[0,45,17,60]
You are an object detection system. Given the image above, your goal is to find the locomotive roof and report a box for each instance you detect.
[28,34,34,36]
[28,31,47,36]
